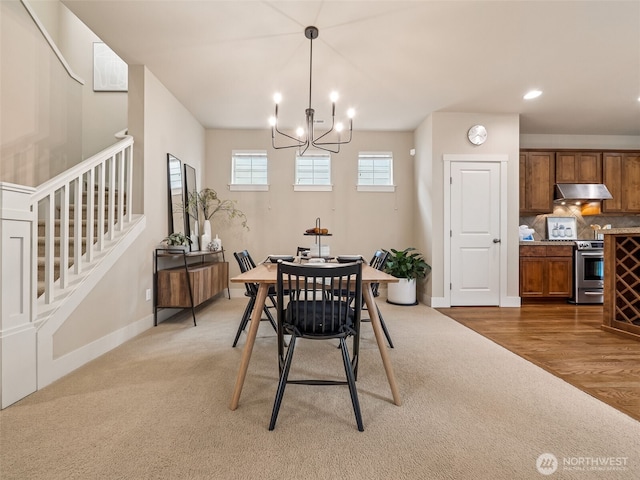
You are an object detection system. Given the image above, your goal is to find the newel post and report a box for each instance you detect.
[0,182,37,408]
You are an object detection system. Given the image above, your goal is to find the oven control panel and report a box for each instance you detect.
[575,241,604,250]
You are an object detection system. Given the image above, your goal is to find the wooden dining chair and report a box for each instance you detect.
[232,250,278,347]
[269,260,364,432]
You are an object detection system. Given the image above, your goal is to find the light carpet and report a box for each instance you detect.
[1,298,639,479]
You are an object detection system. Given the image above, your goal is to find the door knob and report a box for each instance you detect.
[493,238,501,243]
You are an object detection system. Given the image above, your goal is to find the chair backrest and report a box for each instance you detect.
[234,250,258,295]
[277,261,363,337]
[369,250,389,297]
[234,250,257,273]
[369,250,389,271]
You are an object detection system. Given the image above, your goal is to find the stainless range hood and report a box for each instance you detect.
[554,183,613,203]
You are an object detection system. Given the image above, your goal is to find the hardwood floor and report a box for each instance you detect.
[437,304,640,422]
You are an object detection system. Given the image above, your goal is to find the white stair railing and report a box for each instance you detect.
[30,134,134,309]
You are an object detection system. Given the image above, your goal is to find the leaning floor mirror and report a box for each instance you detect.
[166,154,199,251]
[183,163,198,251]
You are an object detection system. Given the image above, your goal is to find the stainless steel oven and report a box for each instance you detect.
[570,240,604,304]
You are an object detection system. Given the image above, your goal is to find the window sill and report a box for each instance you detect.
[229,184,269,192]
[293,185,333,192]
[357,185,396,193]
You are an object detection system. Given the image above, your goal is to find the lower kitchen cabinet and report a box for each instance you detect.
[520,244,573,299]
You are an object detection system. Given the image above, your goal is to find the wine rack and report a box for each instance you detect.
[603,235,640,340]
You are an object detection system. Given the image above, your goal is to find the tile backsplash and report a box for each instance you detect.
[520,205,640,241]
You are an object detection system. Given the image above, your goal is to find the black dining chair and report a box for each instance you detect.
[232,250,278,347]
[366,249,394,348]
[269,260,364,432]
[335,250,394,348]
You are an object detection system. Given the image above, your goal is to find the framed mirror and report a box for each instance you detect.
[184,163,199,251]
[167,153,186,237]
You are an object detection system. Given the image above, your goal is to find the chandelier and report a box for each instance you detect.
[269,26,355,155]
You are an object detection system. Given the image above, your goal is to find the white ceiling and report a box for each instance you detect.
[62,0,640,135]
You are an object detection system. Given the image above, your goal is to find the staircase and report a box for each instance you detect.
[36,189,126,296]
[31,135,135,311]
[1,134,148,408]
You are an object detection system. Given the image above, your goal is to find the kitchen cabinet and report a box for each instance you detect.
[602,152,640,213]
[555,152,602,183]
[520,244,573,299]
[519,151,555,214]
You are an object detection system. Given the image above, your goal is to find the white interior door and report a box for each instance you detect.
[450,162,501,306]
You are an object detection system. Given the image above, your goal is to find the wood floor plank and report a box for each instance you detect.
[437,304,640,422]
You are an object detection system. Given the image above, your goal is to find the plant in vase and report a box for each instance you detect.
[384,247,431,305]
[162,232,191,251]
[186,188,249,251]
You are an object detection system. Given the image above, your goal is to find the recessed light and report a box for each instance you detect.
[524,90,542,100]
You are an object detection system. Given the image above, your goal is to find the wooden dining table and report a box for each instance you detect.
[229,259,402,410]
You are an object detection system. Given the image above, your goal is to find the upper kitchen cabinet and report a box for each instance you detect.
[555,152,602,183]
[520,151,554,214]
[603,152,640,213]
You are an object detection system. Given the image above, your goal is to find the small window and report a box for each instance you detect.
[230,151,268,191]
[357,152,395,192]
[294,151,332,191]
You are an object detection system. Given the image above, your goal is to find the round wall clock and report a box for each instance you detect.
[467,125,487,145]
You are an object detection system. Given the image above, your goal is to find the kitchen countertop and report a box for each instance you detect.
[519,240,577,245]
[600,227,640,235]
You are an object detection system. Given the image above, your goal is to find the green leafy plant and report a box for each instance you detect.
[163,232,191,246]
[186,188,248,230]
[384,247,431,280]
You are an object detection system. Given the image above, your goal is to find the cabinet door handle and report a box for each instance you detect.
[493,238,501,243]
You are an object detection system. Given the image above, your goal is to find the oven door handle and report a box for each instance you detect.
[579,252,604,256]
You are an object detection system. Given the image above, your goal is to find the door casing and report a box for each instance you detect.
[442,154,509,307]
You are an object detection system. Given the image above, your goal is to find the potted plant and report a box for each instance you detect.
[162,232,191,251]
[384,247,431,305]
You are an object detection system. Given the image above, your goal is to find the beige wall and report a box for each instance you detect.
[0,0,82,186]
[54,66,205,357]
[204,129,415,279]
[415,112,521,305]
[0,0,127,186]
[56,3,128,158]
[30,0,128,160]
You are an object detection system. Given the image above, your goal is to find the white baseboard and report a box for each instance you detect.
[41,315,153,389]
[501,296,522,307]
[429,297,448,308]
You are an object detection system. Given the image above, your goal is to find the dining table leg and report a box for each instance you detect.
[229,282,269,410]
[363,283,402,406]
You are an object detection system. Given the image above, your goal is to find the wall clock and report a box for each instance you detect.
[467,125,487,145]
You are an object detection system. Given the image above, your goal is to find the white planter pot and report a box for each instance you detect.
[387,278,418,305]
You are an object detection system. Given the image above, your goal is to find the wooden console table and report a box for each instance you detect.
[602,229,640,340]
[154,248,229,326]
